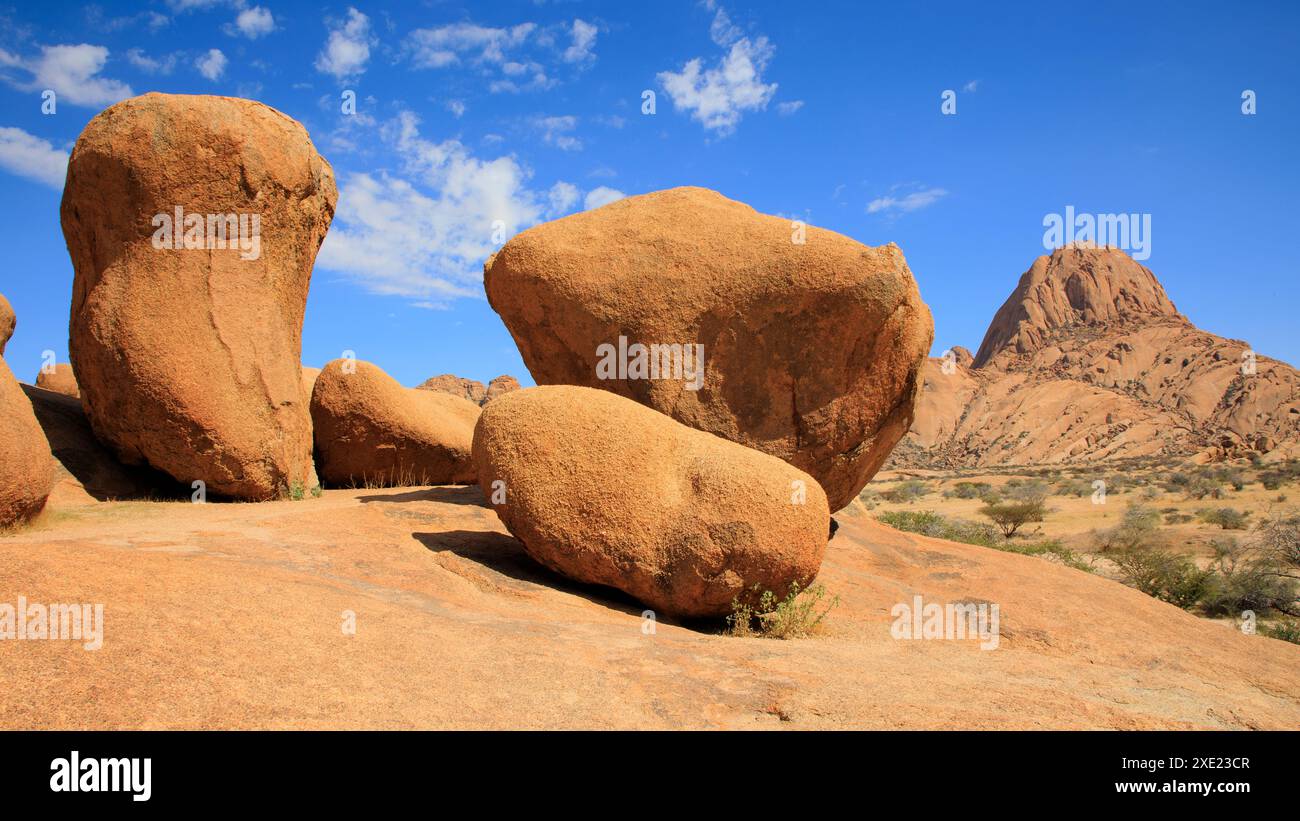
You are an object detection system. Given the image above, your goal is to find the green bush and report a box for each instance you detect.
[1197,507,1251,530]
[1095,503,1161,552]
[1111,548,1215,610]
[1262,619,1300,645]
[726,582,838,639]
[880,479,932,503]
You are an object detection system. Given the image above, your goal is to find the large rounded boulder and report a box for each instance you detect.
[311,359,479,487]
[0,292,13,356]
[61,93,337,500]
[472,385,830,618]
[0,357,55,527]
[35,362,80,399]
[484,187,933,510]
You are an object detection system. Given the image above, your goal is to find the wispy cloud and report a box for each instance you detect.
[0,126,69,189]
[195,48,227,81]
[867,184,949,215]
[0,44,132,107]
[533,115,581,151]
[657,4,777,135]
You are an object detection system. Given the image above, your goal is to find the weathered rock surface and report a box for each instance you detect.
[311,359,479,487]
[418,374,487,405]
[485,375,520,403]
[472,385,830,618]
[0,358,55,527]
[484,187,933,511]
[892,246,1300,468]
[0,292,13,357]
[0,486,1296,729]
[35,362,79,398]
[61,93,336,499]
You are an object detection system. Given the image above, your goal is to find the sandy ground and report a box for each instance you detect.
[1,484,1296,729]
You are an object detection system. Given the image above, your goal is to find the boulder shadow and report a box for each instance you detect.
[413,529,649,617]
[358,485,488,506]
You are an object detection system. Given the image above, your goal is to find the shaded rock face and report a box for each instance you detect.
[61,93,337,500]
[892,246,1300,468]
[22,384,186,502]
[472,385,830,619]
[311,359,479,487]
[0,292,13,357]
[484,187,933,511]
[35,362,79,398]
[0,358,55,527]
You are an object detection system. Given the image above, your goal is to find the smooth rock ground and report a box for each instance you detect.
[473,385,829,618]
[484,186,933,511]
[61,92,336,500]
[0,487,1295,729]
[311,359,479,487]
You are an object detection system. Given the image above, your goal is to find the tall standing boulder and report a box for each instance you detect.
[61,93,337,500]
[0,356,55,527]
[311,359,480,487]
[473,385,830,618]
[484,187,933,510]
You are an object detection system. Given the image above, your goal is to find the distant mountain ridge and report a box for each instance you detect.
[890,245,1300,468]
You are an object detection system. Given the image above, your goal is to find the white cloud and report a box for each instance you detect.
[446,99,466,118]
[317,111,572,305]
[126,48,177,74]
[657,7,777,135]
[0,126,69,188]
[963,79,979,93]
[315,7,372,81]
[563,19,598,63]
[867,185,948,215]
[408,22,536,68]
[584,186,625,210]
[0,44,132,107]
[776,100,804,116]
[195,48,227,81]
[533,115,581,151]
[548,181,579,213]
[233,6,275,39]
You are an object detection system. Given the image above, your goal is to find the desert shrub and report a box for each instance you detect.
[726,582,838,639]
[1164,512,1194,525]
[876,511,1090,572]
[1183,475,1225,500]
[1261,619,1300,644]
[1004,479,1050,502]
[948,481,992,500]
[1197,507,1251,530]
[979,499,1046,537]
[1200,559,1296,619]
[880,479,932,503]
[1139,485,1161,502]
[876,510,1002,547]
[1111,548,1214,610]
[1259,474,1282,491]
[1095,503,1161,552]
[1054,477,1094,498]
[1000,538,1094,572]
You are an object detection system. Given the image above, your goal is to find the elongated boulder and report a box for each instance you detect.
[35,362,79,399]
[484,187,933,510]
[0,292,13,356]
[1,357,55,527]
[311,359,479,487]
[472,385,830,618]
[61,93,337,500]
[485,375,520,403]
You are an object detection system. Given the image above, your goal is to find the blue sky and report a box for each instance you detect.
[0,0,1297,388]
